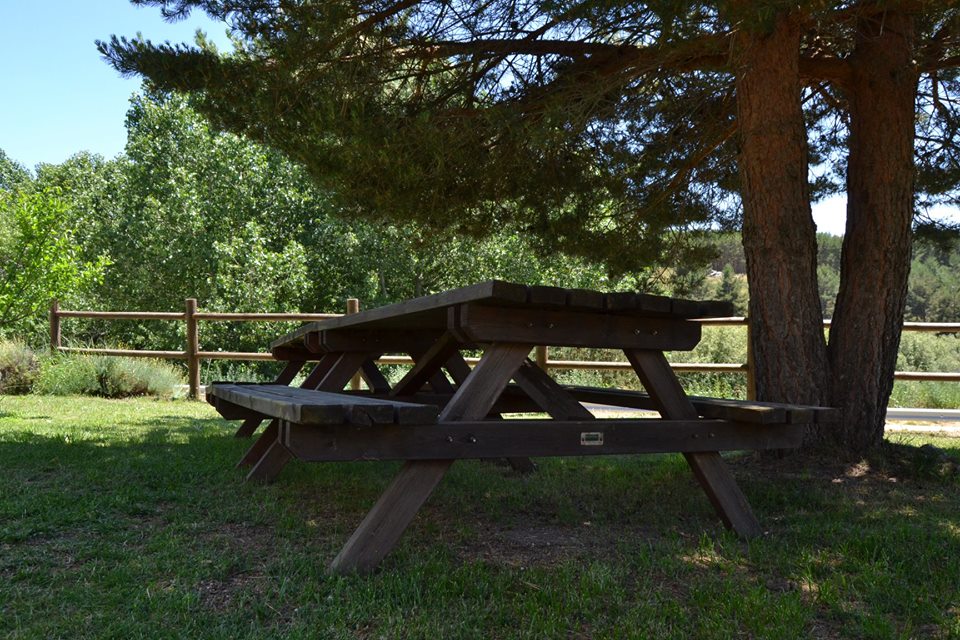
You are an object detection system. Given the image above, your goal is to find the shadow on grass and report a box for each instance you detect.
[3,415,960,638]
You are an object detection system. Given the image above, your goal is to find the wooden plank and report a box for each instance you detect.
[318,352,378,391]
[236,351,361,475]
[329,342,530,575]
[284,419,804,461]
[567,386,785,424]
[441,343,535,473]
[246,439,294,484]
[270,280,529,350]
[210,383,391,424]
[696,300,737,318]
[271,346,316,360]
[300,354,342,389]
[626,349,762,538]
[444,352,473,385]
[565,288,605,310]
[233,360,306,438]
[258,385,439,424]
[328,459,452,574]
[320,329,443,352]
[348,387,540,415]
[512,359,594,420]
[209,384,438,425]
[209,396,260,421]
[604,292,673,315]
[238,419,280,468]
[438,343,532,421]
[393,334,460,396]
[454,304,701,350]
[566,386,835,424]
[360,359,392,393]
[668,297,701,318]
[527,285,568,307]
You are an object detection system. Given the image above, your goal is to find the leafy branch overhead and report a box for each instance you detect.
[99,2,960,272]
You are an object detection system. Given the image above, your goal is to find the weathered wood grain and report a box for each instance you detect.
[454,304,701,350]
[232,359,306,438]
[271,280,529,349]
[271,280,735,351]
[284,419,804,461]
[208,383,438,425]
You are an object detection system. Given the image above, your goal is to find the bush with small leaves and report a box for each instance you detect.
[0,341,40,394]
[37,354,184,398]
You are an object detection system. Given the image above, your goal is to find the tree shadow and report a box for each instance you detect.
[3,415,959,638]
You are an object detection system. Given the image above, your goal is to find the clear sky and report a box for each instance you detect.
[1,1,955,236]
[1,0,232,169]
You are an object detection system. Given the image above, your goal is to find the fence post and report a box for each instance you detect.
[745,317,756,401]
[185,298,200,400]
[49,299,61,354]
[347,298,361,390]
[535,345,548,370]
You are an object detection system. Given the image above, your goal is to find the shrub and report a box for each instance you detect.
[37,354,184,398]
[0,341,40,394]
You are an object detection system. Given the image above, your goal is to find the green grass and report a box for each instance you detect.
[1,396,959,639]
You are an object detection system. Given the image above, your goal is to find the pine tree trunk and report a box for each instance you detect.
[827,11,918,453]
[733,13,831,439]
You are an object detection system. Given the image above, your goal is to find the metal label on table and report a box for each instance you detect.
[580,431,604,446]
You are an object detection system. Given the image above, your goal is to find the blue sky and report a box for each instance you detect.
[1,1,955,236]
[1,1,231,169]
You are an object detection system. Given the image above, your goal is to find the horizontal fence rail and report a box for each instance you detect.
[49,298,960,400]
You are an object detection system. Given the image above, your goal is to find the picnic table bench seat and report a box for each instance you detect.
[346,384,839,426]
[207,383,439,425]
[563,385,841,425]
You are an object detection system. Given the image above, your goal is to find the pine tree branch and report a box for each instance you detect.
[922,54,960,72]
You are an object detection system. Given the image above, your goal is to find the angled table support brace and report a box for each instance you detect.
[329,342,533,574]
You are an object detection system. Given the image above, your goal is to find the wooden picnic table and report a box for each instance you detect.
[207,280,837,574]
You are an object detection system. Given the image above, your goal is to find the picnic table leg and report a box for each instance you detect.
[446,349,538,473]
[234,360,306,438]
[247,437,294,484]
[242,352,378,482]
[625,349,763,539]
[329,342,532,574]
[512,359,594,420]
[237,355,339,468]
[360,359,392,393]
[238,419,280,468]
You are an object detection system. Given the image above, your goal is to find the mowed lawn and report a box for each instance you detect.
[1,396,959,639]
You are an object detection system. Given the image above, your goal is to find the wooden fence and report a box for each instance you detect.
[49,299,960,400]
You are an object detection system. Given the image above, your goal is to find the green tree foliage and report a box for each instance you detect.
[0,151,31,193]
[26,91,680,356]
[0,189,108,338]
[906,240,960,321]
[715,264,747,316]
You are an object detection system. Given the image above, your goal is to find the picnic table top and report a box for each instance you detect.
[271,280,734,351]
